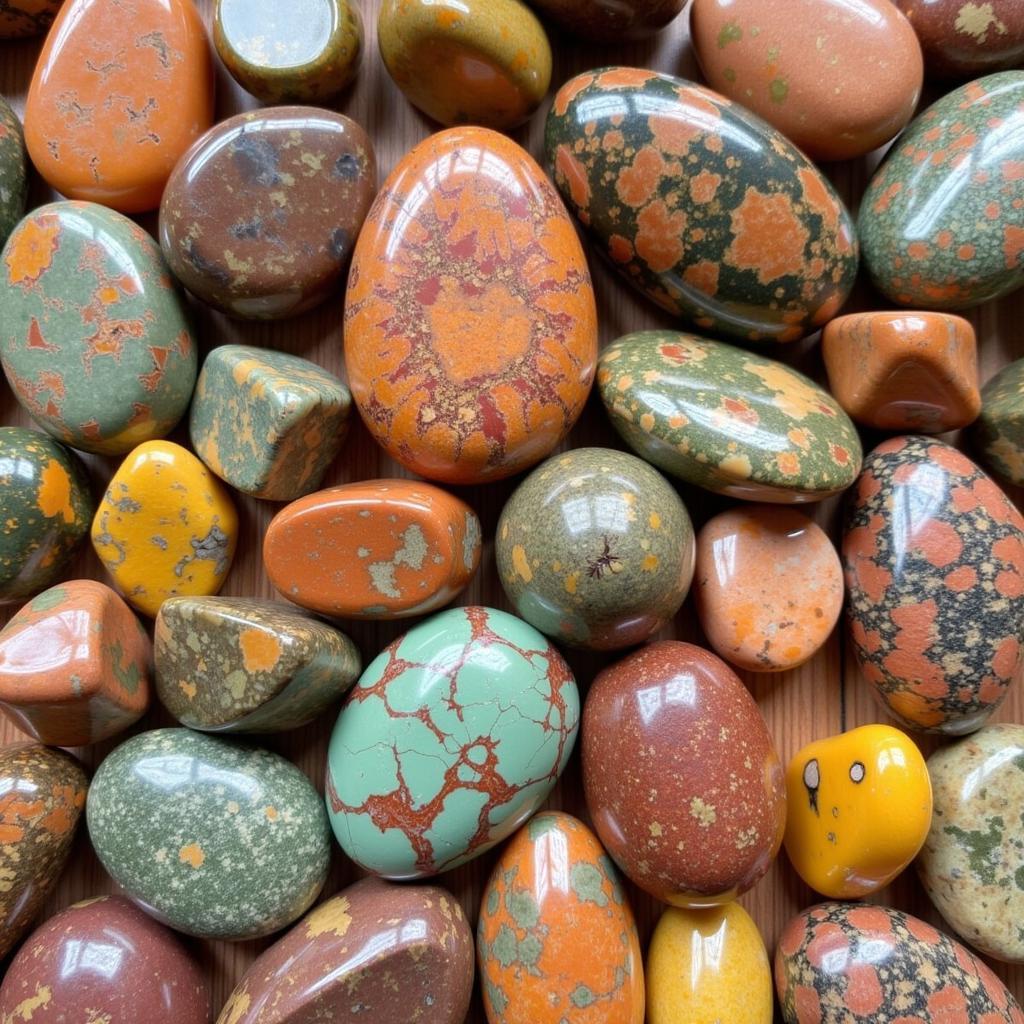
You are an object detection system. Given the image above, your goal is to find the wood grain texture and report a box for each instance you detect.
[2,1,1023,1018]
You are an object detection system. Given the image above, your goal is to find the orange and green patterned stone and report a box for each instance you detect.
[0,96,27,247]
[544,68,858,344]
[0,427,93,603]
[974,357,1024,486]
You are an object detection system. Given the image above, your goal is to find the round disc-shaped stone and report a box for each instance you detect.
[0,0,63,37]
[974,357,1024,486]
[497,447,694,650]
[0,96,27,247]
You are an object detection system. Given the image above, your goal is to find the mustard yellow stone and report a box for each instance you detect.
[646,902,772,1024]
[91,441,238,618]
[783,724,932,899]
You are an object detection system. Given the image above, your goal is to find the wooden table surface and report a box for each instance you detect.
[3,1,1024,1019]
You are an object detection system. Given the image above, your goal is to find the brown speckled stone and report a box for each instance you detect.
[582,641,785,907]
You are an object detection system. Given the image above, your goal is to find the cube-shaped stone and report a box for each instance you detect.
[190,345,351,501]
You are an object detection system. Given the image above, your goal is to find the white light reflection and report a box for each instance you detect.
[960,744,1024,803]
[58,939,125,981]
[534,824,570,908]
[889,462,947,578]
[690,918,727,993]
[711,535,737,587]
[132,755,262,801]
[635,672,697,726]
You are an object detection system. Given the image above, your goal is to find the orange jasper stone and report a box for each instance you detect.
[344,126,597,485]
[695,505,843,673]
[24,0,214,213]
[263,480,481,618]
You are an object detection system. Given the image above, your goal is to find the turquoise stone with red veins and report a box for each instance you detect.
[0,201,197,455]
[860,72,1024,309]
[544,67,858,343]
[0,96,27,247]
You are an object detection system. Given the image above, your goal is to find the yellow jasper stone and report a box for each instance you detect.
[646,902,772,1024]
[91,441,238,617]
[783,723,932,899]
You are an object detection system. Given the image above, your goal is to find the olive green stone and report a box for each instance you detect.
[154,597,361,733]
[0,96,27,248]
[973,358,1024,487]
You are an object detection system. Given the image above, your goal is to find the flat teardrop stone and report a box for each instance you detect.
[345,127,597,484]
[973,357,1024,486]
[0,0,62,37]
[160,107,375,319]
[545,68,858,343]
[24,0,213,213]
[0,96,27,247]
[526,0,684,40]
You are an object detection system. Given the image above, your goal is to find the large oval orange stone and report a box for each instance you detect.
[344,126,597,485]
[24,0,213,213]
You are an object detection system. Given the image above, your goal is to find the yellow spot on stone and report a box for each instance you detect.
[239,628,282,673]
[955,1,1007,40]
[304,895,353,938]
[621,492,637,505]
[649,822,663,837]
[649,512,662,529]
[9,984,52,1020]
[179,843,205,868]
[719,452,753,479]
[178,680,197,700]
[265,806,279,821]
[512,545,533,583]
[226,802,240,815]
[216,989,252,1024]
[640,412,656,432]
[36,460,74,523]
[564,572,579,595]
[616,374,634,391]
[642,554,659,572]
[690,797,717,827]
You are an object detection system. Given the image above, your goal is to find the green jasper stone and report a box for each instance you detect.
[598,330,862,502]
[497,447,694,650]
[87,728,331,941]
[860,71,1024,310]
[544,67,859,344]
[0,201,197,455]
[214,0,363,103]
[973,358,1024,486]
[325,605,579,879]
[190,345,351,502]
[154,596,361,733]
[0,96,27,248]
[0,427,93,602]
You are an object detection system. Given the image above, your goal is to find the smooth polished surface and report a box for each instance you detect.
[161,108,375,319]
[0,0,61,37]
[264,480,480,618]
[860,72,1024,309]
[217,876,475,1024]
[326,607,579,879]
[0,580,150,746]
[975,356,1024,486]
[844,436,1024,734]
[599,331,862,502]
[582,641,786,906]
[478,811,644,1024]
[0,96,26,246]
[345,126,596,484]
[496,447,694,650]
[87,728,331,940]
[784,725,932,899]
[0,895,210,1024]
[0,202,197,454]
[776,903,1024,1022]
[24,0,213,212]
[545,68,858,343]
[527,0,684,40]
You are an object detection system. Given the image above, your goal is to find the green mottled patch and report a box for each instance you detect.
[507,888,540,930]
[769,77,789,103]
[486,886,500,916]
[528,814,558,841]
[945,816,1004,885]
[483,974,509,1016]
[570,862,608,907]
[492,924,518,968]
[723,67,737,83]
[570,985,596,1008]
[30,587,68,613]
[109,639,142,695]
[717,21,742,47]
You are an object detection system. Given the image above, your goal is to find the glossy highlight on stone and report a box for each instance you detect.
[217,876,474,1024]
[264,480,480,619]
[155,596,360,733]
[860,71,1024,309]
[545,68,858,343]
[526,0,684,40]
[496,448,694,651]
[823,311,980,433]
[326,606,579,879]
[345,126,597,485]
[0,202,197,455]
[844,436,1024,734]
[24,0,213,213]
[0,0,62,37]
[478,811,644,1024]
[582,641,786,907]
[190,345,351,500]
[0,96,27,247]
[0,895,210,1024]
[599,331,862,502]
[776,902,1024,1023]
[974,357,1024,486]
[87,728,331,940]
[160,107,375,319]
[0,581,150,746]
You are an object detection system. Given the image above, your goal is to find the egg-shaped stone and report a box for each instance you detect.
[478,811,645,1024]
[647,903,772,1024]
[345,126,597,485]
[0,0,62,37]
[264,480,480,619]
[599,331,862,502]
[775,902,1024,1023]
[1,202,198,454]
[918,724,1024,963]
[526,0,684,40]
[0,96,27,247]
[0,895,209,1024]
[974,357,1024,486]
[690,0,923,161]
[217,877,474,1024]
[326,606,579,879]
[0,744,87,960]
[496,448,694,651]
[160,107,375,320]
[844,435,1024,735]
[582,641,786,907]
[860,72,1024,310]
[87,728,331,940]
[0,427,93,603]
[545,68,858,343]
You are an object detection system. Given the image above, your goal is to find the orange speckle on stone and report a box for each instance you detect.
[872,181,903,214]
[683,260,719,297]
[1002,160,1024,181]
[553,73,595,117]
[689,169,721,205]
[617,146,667,208]
[1004,224,1024,269]
[936,230,954,249]
[985,201,1001,219]
[36,459,74,523]
[635,200,686,274]
[608,234,634,263]
[907,241,931,260]
[265,806,279,821]
[179,843,205,868]
[555,144,591,211]
[594,68,658,90]
[957,244,976,261]
[238,628,282,674]
[5,215,60,285]
[726,187,808,285]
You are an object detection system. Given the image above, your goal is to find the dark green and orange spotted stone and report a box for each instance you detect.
[0,96,26,248]
[544,67,858,343]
